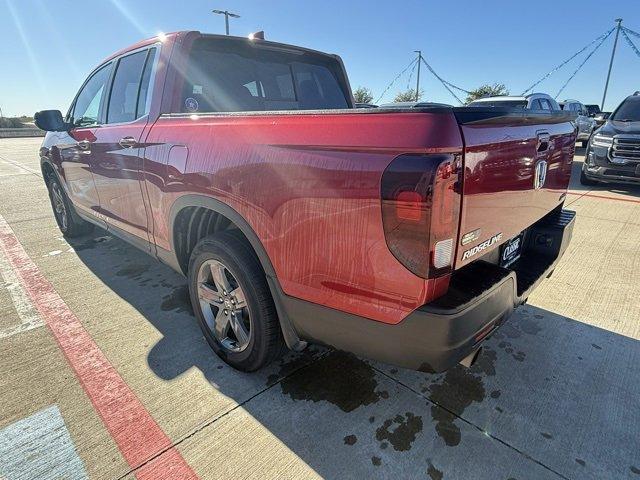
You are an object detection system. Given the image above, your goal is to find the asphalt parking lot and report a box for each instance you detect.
[1,137,639,480]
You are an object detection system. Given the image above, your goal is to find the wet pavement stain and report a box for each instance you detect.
[343,434,357,446]
[116,262,150,280]
[431,408,461,447]
[427,460,444,480]
[490,390,501,399]
[495,313,542,340]
[278,351,387,413]
[265,348,324,386]
[427,347,496,446]
[160,285,193,314]
[375,412,423,451]
[371,456,381,466]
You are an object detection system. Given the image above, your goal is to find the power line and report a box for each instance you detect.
[554,27,614,99]
[521,27,615,95]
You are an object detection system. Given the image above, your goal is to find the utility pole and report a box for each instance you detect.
[601,18,623,110]
[212,9,240,35]
[414,50,422,102]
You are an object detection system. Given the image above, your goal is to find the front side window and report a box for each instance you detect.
[179,38,349,113]
[539,99,551,110]
[71,63,112,127]
[107,49,155,124]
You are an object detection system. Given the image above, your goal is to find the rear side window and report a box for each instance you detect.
[179,38,349,113]
[71,63,112,127]
[107,48,156,124]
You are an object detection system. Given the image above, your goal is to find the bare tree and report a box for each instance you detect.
[353,86,374,104]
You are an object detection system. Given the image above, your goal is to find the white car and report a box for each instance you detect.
[467,93,561,111]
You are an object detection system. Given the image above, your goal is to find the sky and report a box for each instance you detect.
[1,0,638,117]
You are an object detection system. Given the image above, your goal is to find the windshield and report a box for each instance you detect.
[586,105,600,115]
[611,97,640,122]
[180,38,349,112]
[467,100,527,109]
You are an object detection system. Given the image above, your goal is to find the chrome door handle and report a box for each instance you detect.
[119,136,137,148]
[77,140,91,150]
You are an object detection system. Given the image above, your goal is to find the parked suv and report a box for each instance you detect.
[35,32,576,373]
[581,92,640,186]
[559,100,596,147]
[467,93,560,111]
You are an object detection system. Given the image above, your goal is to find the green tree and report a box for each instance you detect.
[353,86,374,104]
[394,88,423,103]
[465,83,509,103]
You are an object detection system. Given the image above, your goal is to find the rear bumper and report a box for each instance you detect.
[282,208,575,372]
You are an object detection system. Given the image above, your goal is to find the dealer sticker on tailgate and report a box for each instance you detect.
[500,233,524,268]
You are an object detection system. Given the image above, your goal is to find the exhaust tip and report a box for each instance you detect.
[459,347,482,369]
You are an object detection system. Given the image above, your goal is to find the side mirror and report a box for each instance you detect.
[34,110,69,132]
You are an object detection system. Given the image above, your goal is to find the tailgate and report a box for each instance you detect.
[453,109,576,268]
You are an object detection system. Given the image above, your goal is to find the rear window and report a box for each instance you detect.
[179,38,349,113]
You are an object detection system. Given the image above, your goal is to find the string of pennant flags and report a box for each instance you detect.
[377,23,639,105]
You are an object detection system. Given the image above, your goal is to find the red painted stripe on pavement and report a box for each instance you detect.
[0,214,197,479]
[567,191,640,204]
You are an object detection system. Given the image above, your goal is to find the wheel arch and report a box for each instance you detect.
[167,194,306,351]
[168,194,277,279]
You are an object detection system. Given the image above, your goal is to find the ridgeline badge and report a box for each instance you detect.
[462,233,503,261]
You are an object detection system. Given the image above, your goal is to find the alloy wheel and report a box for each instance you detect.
[51,183,68,231]
[196,259,252,352]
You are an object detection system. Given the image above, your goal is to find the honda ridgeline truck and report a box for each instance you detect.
[35,32,576,372]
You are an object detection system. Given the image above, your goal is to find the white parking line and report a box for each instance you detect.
[0,245,43,339]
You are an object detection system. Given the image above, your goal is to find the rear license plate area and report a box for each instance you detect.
[500,232,524,268]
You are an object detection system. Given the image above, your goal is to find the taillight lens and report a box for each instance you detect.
[381,154,461,278]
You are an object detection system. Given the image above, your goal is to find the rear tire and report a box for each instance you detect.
[188,230,284,372]
[46,173,94,237]
[579,168,598,186]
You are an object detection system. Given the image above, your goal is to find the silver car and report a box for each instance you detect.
[559,99,596,146]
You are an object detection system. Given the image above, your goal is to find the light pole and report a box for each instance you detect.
[601,18,623,111]
[414,50,422,102]
[212,9,240,35]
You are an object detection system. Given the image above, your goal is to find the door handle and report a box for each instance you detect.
[119,136,137,149]
[536,132,550,154]
[76,139,91,150]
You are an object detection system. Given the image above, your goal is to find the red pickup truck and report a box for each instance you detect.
[35,31,576,372]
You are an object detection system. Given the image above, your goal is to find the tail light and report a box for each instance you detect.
[381,154,461,278]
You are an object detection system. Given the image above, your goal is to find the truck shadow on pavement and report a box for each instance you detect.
[68,231,640,480]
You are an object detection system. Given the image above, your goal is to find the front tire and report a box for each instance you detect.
[46,173,93,237]
[188,230,284,371]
